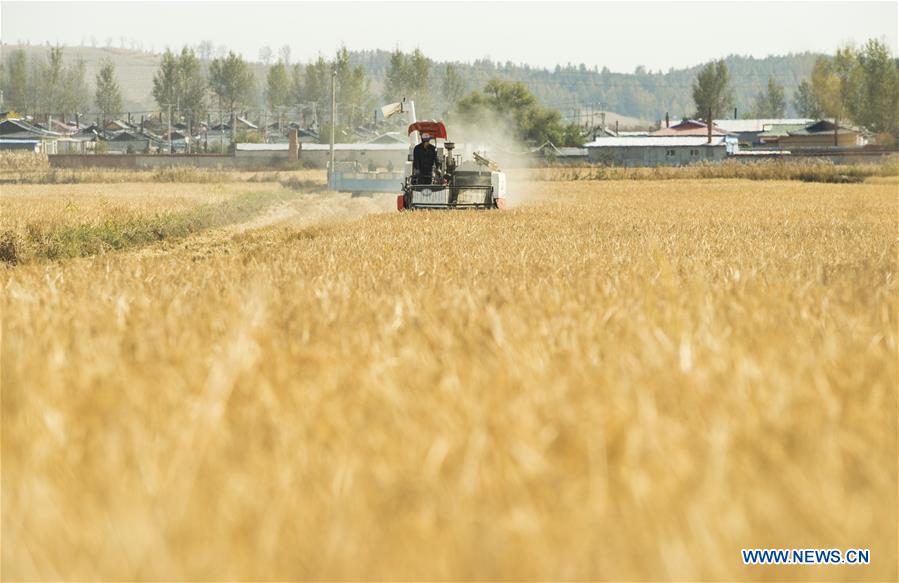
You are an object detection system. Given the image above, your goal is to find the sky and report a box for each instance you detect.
[2,0,897,72]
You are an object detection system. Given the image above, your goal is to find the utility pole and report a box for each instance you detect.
[231,110,236,147]
[329,68,336,183]
[186,112,191,154]
[166,103,173,154]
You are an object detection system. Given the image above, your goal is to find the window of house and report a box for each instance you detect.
[666,149,675,156]
[690,149,699,156]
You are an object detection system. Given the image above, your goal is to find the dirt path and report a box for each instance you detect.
[134,191,396,259]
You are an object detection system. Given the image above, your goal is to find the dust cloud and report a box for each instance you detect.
[448,114,540,208]
[232,191,396,233]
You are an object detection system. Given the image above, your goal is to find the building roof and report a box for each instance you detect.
[208,116,259,131]
[535,141,588,157]
[49,119,78,134]
[366,132,407,144]
[653,119,730,136]
[109,131,148,141]
[758,123,811,138]
[74,125,105,139]
[104,120,133,131]
[584,136,727,147]
[786,120,858,136]
[713,118,814,133]
[0,119,61,139]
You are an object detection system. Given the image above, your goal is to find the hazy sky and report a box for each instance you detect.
[2,1,896,72]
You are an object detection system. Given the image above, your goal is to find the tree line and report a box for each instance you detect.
[2,40,896,143]
[692,38,898,139]
[2,46,91,120]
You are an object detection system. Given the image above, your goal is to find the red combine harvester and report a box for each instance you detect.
[397,120,507,211]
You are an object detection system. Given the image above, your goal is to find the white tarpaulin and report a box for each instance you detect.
[380,102,403,119]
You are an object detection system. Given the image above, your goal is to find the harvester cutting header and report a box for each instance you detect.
[388,100,507,211]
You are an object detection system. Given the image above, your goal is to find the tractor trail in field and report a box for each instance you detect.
[134,190,396,259]
[229,191,396,233]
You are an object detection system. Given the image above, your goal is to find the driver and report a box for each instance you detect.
[412,132,440,184]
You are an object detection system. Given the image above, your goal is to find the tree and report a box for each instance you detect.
[751,77,786,118]
[384,50,407,101]
[441,64,466,114]
[258,46,274,66]
[61,58,90,116]
[197,40,214,62]
[26,46,89,116]
[289,64,304,106]
[406,49,431,114]
[209,51,255,114]
[279,45,292,66]
[266,61,289,110]
[296,51,370,128]
[691,60,734,121]
[175,48,206,121]
[40,45,66,113]
[334,47,371,127]
[805,48,862,123]
[854,38,899,135]
[303,56,331,115]
[793,79,823,118]
[153,47,206,122]
[832,46,863,122]
[94,58,123,123]
[455,79,582,146]
[152,49,179,108]
[3,49,28,112]
[793,40,897,137]
[384,49,431,115]
[808,56,841,118]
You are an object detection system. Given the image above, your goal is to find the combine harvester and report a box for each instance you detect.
[398,119,507,211]
[326,98,508,209]
[365,99,507,211]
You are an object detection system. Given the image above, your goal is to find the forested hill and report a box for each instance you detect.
[347,50,822,122]
[3,43,821,124]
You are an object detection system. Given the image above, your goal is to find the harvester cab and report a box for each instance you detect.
[397,119,507,211]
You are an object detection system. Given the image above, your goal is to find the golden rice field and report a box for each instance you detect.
[0,181,282,231]
[1,175,896,581]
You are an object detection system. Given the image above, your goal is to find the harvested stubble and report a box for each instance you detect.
[0,182,290,263]
[1,179,896,581]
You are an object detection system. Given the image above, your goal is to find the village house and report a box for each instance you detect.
[713,118,814,147]
[584,135,731,166]
[105,131,151,154]
[769,120,864,148]
[0,118,61,153]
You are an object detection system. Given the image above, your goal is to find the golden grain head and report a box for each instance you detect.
[1,172,896,581]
